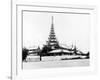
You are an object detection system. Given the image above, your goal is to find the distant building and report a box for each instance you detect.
[28,46,41,55]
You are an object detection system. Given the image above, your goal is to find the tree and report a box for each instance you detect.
[22,47,28,61]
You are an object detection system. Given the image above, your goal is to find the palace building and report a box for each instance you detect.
[41,16,77,56]
[25,16,89,62]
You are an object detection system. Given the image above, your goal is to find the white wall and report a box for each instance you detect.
[0,0,99,80]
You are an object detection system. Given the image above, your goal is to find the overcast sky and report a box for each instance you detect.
[23,11,90,52]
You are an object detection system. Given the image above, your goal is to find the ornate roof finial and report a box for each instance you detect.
[52,16,53,24]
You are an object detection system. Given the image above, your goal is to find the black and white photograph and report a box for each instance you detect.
[9,0,98,79]
[10,1,97,79]
[22,11,90,69]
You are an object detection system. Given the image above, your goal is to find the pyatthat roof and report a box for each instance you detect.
[48,49,74,53]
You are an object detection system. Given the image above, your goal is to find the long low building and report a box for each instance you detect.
[46,49,75,56]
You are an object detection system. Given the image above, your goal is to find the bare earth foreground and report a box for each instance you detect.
[23,59,89,69]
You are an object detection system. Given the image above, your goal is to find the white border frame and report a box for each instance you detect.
[11,0,97,80]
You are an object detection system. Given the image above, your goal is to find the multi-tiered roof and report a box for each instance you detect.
[46,16,59,49]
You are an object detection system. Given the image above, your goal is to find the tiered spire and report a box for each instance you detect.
[47,16,59,49]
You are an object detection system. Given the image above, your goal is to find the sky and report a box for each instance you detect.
[23,11,91,52]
